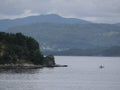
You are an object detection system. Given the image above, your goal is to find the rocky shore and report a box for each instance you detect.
[0,64,68,69]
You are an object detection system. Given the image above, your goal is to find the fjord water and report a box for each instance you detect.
[0,56,120,90]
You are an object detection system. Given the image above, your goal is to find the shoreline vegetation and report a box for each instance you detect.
[0,64,68,69]
[0,32,67,69]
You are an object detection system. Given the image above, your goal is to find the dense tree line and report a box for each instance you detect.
[0,32,49,65]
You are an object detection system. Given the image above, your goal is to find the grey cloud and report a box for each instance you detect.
[0,0,120,23]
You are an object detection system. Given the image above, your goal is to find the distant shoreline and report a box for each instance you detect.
[54,55,120,57]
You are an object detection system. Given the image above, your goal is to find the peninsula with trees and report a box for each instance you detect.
[0,32,67,69]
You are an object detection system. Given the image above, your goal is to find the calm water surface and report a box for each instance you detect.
[0,56,120,90]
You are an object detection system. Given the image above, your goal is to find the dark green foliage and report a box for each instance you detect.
[44,55,55,66]
[0,53,11,64]
[31,50,44,65]
[0,32,44,65]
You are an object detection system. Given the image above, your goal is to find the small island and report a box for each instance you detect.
[0,32,67,69]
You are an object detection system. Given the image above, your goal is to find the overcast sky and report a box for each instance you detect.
[0,0,120,23]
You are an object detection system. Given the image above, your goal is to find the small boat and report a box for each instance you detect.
[99,65,104,69]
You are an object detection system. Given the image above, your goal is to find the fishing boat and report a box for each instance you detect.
[99,65,104,69]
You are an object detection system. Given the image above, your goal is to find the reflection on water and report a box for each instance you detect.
[0,68,41,74]
[0,56,120,90]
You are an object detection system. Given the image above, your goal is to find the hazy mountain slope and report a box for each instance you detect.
[0,14,91,30]
[114,23,120,27]
[50,46,120,56]
[6,23,120,52]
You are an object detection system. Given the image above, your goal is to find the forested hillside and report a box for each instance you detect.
[0,32,44,64]
[6,23,120,53]
[0,14,120,56]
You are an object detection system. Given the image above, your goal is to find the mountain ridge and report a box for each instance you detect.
[0,14,92,31]
[0,14,120,56]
